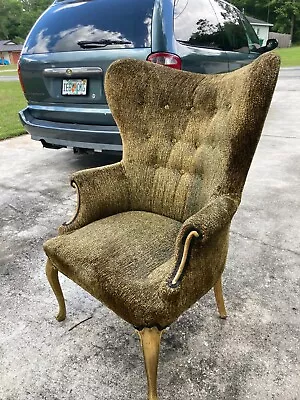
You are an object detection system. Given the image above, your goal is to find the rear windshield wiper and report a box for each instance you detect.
[77,39,132,49]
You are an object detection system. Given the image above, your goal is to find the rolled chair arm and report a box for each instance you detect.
[169,195,240,287]
[170,230,200,286]
[59,161,130,234]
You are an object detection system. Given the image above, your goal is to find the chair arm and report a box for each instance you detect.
[170,195,239,286]
[59,162,130,234]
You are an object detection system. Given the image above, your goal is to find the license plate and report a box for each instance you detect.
[62,79,87,95]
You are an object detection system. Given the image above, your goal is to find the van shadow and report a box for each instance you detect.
[68,150,122,171]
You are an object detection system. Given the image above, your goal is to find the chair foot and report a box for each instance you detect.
[45,259,66,321]
[214,276,227,319]
[138,327,163,400]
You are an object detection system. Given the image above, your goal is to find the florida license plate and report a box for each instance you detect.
[62,79,87,95]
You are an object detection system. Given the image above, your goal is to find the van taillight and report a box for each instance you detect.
[17,61,25,93]
[147,52,182,70]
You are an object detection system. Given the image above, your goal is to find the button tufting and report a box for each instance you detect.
[164,104,170,110]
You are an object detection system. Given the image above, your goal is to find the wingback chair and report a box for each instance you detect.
[44,53,280,399]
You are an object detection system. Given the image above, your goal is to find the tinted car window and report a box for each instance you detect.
[239,13,261,51]
[23,0,154,54]
[212,0,249,53]
[173,0,250,52]
[174,0,226,50]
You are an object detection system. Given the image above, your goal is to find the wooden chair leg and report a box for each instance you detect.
[45,258,66,321]
[138,327,162,400]
[214,276,227,319]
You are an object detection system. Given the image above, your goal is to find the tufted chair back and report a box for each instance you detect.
[105,54,279,222]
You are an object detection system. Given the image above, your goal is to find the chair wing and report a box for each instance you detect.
[105,53,280,222]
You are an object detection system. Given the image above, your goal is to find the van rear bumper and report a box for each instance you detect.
[19,107,122,152]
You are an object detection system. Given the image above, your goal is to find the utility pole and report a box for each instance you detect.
[289,0,296,44]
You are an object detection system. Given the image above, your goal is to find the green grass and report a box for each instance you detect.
[275,46,300,67]
[0,81,27,140]
[0,64,17,71]
[0,64,17,77]
[0,70,18,76]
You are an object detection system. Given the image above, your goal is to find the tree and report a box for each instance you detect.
[229,0,271,22]
[0,0,23,40]
[17,0,53,41]
[270,0,300,39]
[230,0,300,43]
[0,0,53,42]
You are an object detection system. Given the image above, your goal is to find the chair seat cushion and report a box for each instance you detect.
[44,211,182,326]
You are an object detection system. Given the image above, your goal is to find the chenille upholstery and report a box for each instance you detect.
[44,53,280,329]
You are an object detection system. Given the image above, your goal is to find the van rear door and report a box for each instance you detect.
[20,0,154,126]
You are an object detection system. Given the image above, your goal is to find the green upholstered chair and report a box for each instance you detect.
[44,52,280,400]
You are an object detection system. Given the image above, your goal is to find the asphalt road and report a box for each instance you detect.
[0,68,299,400]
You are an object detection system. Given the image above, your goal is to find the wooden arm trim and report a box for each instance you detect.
[171,230,199,286]
[58,180,80,234]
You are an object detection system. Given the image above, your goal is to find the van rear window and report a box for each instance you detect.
[23,0,154,54]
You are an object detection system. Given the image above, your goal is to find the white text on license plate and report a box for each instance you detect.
[62,79,87,95]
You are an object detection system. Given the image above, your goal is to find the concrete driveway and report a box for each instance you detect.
[0,68,299,400]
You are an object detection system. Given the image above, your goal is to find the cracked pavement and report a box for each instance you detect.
[0,68,299,400]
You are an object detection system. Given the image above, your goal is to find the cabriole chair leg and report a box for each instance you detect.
[138,327,163,400]
[214,276,227,319]
[45,258,66,321]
